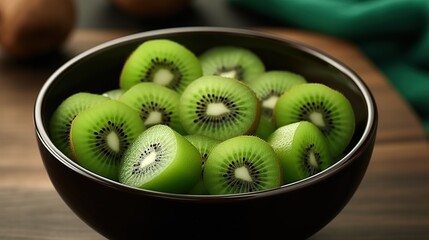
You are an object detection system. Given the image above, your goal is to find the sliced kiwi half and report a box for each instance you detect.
[198,46,265,82]
[267,121,333,184]
[119,125,201,194]
[203,135,283,195]
[179,75,261,140]
[248,70,307,139]
[119,39,202,94]
[118,82,185,134]
[184,134,221,194]
[49,92,109,159]
[274,83,355,158]
[70,100,146,181]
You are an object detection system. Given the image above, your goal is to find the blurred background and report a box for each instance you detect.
[0,0,428,136]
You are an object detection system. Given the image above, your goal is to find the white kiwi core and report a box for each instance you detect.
[106,132,120,153]
[235,166,253,182]
[144,111,162,126]
[139,151,158,169]
[153,69,174,86]
[206,103,230,116]
[309,112,326,128]
[262,95,279,109]
[219,70,238,79]
[308,152,319,168]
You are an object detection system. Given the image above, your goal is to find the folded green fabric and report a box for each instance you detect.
[230,0,429,136]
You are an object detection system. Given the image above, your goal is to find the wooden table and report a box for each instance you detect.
[1,28,428,239]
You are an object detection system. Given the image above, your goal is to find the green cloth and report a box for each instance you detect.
[230,0,429,136]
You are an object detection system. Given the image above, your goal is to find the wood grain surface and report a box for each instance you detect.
[0,28,428,239]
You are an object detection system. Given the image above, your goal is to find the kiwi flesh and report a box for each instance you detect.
[248,70,307,139]
[118,82,185,134]
[49,92,109,159]
[119,125,201,194]
[70,100,146,181]
[274,83,355,158]
[119,39,202,94]
[198,46,265,82]
[179,75,261,140]
[184,134,221,194]
[102,88,126,100]
[203,135,283,195]
[267,121,333,184]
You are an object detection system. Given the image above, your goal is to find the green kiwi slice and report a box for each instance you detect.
[70,100,146,181]
[274,83,355,158]
[198,46,265,82]
[184,134,221,194]
[49,92,109,159]
[179,75,261,140]
[248,70,307,139]
[119,39,202,94]
[119,125,201,194]
[118,82,185,134]
[267,121,333,184]
[102,88,126,100]
[203,135,282,195]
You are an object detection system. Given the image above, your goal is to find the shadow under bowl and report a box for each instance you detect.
[34,27,378,239]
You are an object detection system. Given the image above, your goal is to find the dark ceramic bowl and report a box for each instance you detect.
[34,27,377,239]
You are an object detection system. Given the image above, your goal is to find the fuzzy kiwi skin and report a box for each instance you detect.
[179,75,261,141]
[119,125,201,194]
[267,121,333,184]
[203,135,283,195]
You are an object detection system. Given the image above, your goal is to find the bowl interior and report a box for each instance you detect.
[36,27,375,196]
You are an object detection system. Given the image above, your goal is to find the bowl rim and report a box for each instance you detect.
[34,26,377,200]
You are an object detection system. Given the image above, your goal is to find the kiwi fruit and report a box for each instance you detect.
[203,135,282,195]
[267,121,333,184]
[49,92,109,159]
[198,46,265,82]
[119,39,202,94]
[248,70,307,139]
[119,125,201,194]
[102,88,126,100]
[179,75,261,140]
[118,82,185,134]
[274,83,355,158]
[184,134,221,194]
[70,100,146,181]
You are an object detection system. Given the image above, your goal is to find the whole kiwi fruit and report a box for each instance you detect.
[0,0,76,58]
